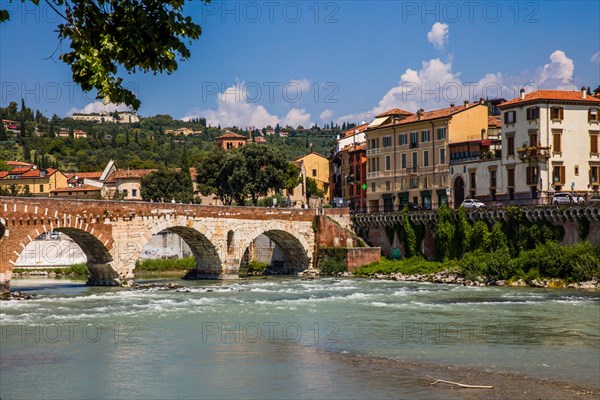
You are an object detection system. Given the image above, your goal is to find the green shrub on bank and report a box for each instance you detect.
[353,257,456,277]
[135,257,195,272]
[320,258,347,275]
[460,241,600,282]
[12,263,88,277]
[248,260,269,274]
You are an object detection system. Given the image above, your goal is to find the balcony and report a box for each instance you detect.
[366,148,380,156]
[517,146,551,162]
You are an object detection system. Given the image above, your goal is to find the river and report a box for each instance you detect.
[1,277,599,399]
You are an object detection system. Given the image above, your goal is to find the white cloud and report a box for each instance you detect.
[591,51,600,63]
[319,109,334,121]
[66,101,131,116]
[427,22,449,50]
[537,50,575,89]
[182,81,313,128]
[288,79,311,92]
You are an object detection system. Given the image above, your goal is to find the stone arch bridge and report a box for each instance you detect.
[0,197,355,293]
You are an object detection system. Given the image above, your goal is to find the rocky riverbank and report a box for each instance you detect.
[298,268,600,289]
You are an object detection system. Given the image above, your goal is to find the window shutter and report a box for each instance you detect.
[553,133,561,152]
[592,135,598,154]
[560,166,565,184]
[504,113,508,124]
[526,167,531,184]
[590,109,593,122]
[559,108,564,120]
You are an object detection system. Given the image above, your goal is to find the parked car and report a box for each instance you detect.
[461,199,486,209]
[571,194,586,204]
[552,192,573,205]
[589,194,600,205]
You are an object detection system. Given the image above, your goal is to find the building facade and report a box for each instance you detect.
[497,88,600,204]
[295,152,330,201]
[365,102,488,211]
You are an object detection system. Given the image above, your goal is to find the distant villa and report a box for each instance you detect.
[70,111,140,124]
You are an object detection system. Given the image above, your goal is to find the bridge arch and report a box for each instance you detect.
[239,223,311,275]
[142,219,222,279]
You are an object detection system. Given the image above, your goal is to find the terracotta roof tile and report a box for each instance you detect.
[106,169,157,182]
[216,132,247,140]
[0,171,8,179]
[487,116,502,128]
[342,123,369,138]
[375,108,414,118]
[499,90,600,108]
[372,103,483,128]
[51,185,101,193]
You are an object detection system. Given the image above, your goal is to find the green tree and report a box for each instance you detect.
[240,144,287,206]
[141,169,193,203]
[434,205,457,261]
[306,177,324,199]
[0,122,7,142]
[1,1,211,109]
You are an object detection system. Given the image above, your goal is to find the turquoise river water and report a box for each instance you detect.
[1,277,599,399]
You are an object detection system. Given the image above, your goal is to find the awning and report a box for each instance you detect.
[367,117,390,128]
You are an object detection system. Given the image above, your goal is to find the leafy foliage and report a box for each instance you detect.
[135,257,196,271]
[353,257,456,277]
[2,1,210,109]
[141,169,194,203]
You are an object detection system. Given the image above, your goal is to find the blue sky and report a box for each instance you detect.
[1,1,599,128]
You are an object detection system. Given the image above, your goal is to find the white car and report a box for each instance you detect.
[552,192,573,205]
[461,199,486,209]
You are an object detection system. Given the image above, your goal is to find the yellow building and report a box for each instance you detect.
[365,101,489,211]
[295,152,330,201]
[0,164,68,196]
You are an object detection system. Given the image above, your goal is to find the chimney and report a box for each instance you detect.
[450,103,455,108]
[464,100,469,107]
[479,97,485,104]
[581,86,587,99]
[519,88,525,100]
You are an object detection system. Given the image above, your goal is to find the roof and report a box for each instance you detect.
[488,116,502,128]
[6,166,33,175]
[0,171,8,179]
[67,172,104,180]
[19,168,59,178]
[295,152,328,162]
[216,132,247,140]
[369,103,484,130]
[6,161,34,167]
[342,123,369,138]
[106,169,157,182]
[375,108,413,118]
[499,90,600,108]
[50,185,101,193]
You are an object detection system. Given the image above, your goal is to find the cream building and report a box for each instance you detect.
[365,102,489,211]
[294,152,330,201]
[496,88,600,204]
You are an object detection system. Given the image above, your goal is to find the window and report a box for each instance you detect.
[550,107,564,120]
[529,130,538,146]
[469,172,476,189]
[312,169,317,177]
[410,177,419,189]
[412,152,418,172]
[552,165,565,185]
[410,132,418,148]
[132,189,137,197]
[385,181,391,191]
[385,155,391,171]
[382,136,392,147]
[439,148,446,164]
[421,130,430,142]
[436,127,446,140]
[423,177,429,188]
[589,108,599,122]
[526,107,540,120]
[507,135,515,156]
[490,170,497,188]
[591,166,599,184]
[349,186,354,196]
[401,153,407,169]
[504,111,516,124]
[423,150,429,167]
[591,131,599,154]
[399,134,407,145]
[575,165,579,176]
[39,184,44,192]
[553,130,562,153]
[527,166,540,185]
[371,182,376,192]
[507,168,515,187]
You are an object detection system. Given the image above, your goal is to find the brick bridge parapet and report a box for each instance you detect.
[0,197,355,293]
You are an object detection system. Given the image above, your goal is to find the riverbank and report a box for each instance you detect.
[327,350,600,400]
